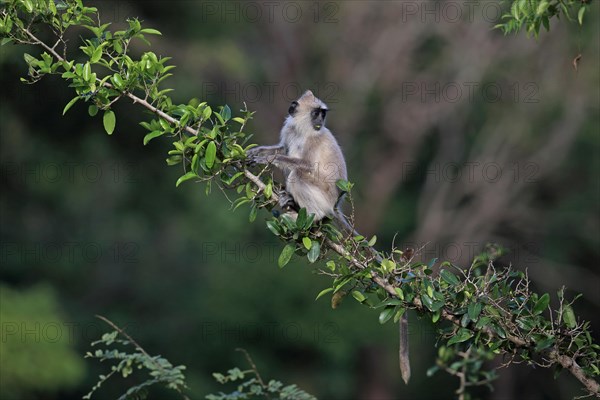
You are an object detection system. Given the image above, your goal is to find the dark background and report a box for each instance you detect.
[1,1,598,399]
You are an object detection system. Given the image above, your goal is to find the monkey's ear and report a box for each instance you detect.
[288,101,299,115]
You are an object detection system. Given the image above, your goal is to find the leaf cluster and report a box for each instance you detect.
[83,318,188,400]
[207,366,316,400]
[495,0,591,37]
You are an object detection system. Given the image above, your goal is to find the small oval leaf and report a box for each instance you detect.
[62,96,80,115]
[440,269,460,286]
[533,293,550,315]
[205,141,217,168]
[315,287,333,301]
[278,244,295,268]
[176,171,197,187]
[143,130,164,145]
[302,237,312,250]
[103,110,116,135]
[447,328,473,345]
[378,307,395,324]
[307,241,320,263]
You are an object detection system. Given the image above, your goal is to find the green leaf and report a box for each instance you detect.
[333,277,352,293]
[533,293,550,315]
[578,6,586,25]
[205,141,217,168]
[394,287,404,300]
[90,46,103,63]
[140,28,162,35]
[468,302,482,321]
[542,16,550,32]
[381,259,396,273]
[23,0,33,13]
[176,171,197,187]
[143,130,164,145]
[103,110,116,135]
[352,290,366,303]
[264,183,272,199]
[326,260,336,272]
[534,336,555,352]
[440,269,460,286]
[296,208,307,229]
[88,105,98,116]
[421,294,433,310]
[378,307,395,324]
[315,287,333,301]
[62,96,80,115]
[336,179,352,192]
[266,220,281,236]
[83,62,91,81]
[111,73,125,89]
[302,237,312,250]
[220,104,231,121]
[249,205,257,222]
[278,244,295,268]
[447,328,473,345]
[202,106,212,120]
[393,308,406,323]
[475,316,491,330]
[563,305,576,328]
[367,235,377,246]
[307,241,320,263]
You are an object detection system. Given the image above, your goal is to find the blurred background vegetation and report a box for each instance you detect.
[0,1,598,399]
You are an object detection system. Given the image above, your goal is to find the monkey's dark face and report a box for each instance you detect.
[310,107,327,131]
[288,100,328,131]
[288,90,329,132]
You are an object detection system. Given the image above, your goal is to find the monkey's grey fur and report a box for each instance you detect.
[247,90,347,220]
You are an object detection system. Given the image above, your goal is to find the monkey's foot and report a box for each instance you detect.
[278,192,296,211]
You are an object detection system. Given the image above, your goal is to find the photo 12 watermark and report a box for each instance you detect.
[1,320,140,344]
[401,81,540,104]
[1,161,142,184]
[201,81,340,105]
[0,241,140,265]
[198,1,340,24]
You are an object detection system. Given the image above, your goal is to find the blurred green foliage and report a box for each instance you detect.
[0,284,85,399]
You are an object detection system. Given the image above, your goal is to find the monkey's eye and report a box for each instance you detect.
[288,101,299,115]
[311,109,320,119]
[321,109,328,118]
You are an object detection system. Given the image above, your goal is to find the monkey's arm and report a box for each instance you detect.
[246,144,285,157]
[249,153,314,175]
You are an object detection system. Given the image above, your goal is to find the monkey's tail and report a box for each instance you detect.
[399,312,411,384]
[333,209,411,383]
[333,209,360,238]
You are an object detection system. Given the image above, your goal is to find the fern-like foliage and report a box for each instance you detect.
[83,316,188,400]
[495,0,592,37]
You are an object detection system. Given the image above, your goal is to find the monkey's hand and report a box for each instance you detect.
[250,154,277,166]
[245,148,277,166]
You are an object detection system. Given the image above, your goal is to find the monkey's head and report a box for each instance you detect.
[287,90,328,132]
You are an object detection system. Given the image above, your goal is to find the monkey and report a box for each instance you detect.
[247,90,411,384]
[246,90,347,221]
